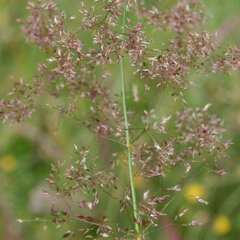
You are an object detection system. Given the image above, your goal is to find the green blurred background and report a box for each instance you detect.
[0,0,240,239]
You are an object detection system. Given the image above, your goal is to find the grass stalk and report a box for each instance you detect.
[120,4,141,237]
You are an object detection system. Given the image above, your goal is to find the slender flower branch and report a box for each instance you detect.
[120,4,141,237]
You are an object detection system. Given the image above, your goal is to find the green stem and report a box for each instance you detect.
[120,5,140,236]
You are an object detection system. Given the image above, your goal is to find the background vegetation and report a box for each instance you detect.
[0,0,240,239]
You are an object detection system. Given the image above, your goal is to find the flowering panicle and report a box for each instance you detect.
[133,106,230,179]
[135,31,215,89]
[125,24,148,64]
[23,1,64,48]
[213,47,240,72]
[0,79,40,122]
[141,0,204,33]
[0,0,239,239]
[176,106,228,156]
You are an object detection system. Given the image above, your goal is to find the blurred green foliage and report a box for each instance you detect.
[0,0,240,239]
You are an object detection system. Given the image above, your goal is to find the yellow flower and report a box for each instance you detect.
[134,175,145,189]
[184,183,206,203]
[212,215,231,235]
[0,155,17,173]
